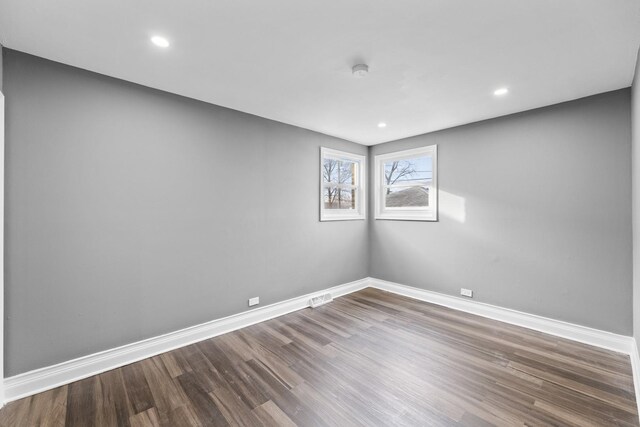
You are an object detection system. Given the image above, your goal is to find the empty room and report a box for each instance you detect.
[1,0,640,426]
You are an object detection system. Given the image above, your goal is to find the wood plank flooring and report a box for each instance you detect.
[0,288,637,426]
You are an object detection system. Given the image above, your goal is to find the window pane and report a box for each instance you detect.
[383,156,432,185]
[385,186,429,207]
[339,188,356,209]
[323,159,340,183]
[339,160,356,185]
[323,187,356,210]
[323,158,357,185]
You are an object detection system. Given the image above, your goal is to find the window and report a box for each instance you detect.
[374,145,438,221]
[320,147,366,221]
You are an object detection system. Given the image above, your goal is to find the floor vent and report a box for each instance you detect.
[309,293,333,308]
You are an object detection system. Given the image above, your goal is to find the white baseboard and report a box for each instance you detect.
[368,278,634,355]
[3,278,369,403]
[4,276,636,406]
[630,339,640,419]
[370,279,639,423]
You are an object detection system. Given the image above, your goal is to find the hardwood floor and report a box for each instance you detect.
[0,288,637,426]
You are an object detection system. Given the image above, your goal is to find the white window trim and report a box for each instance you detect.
[374,145,438,221]
[320,147,366,221]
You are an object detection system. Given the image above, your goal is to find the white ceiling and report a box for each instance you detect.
[1,0,640,145]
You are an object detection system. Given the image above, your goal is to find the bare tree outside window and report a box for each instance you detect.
[323,159,356,209]
[320,148,366,221]
[384,160,417,194]
[383,157,432,207]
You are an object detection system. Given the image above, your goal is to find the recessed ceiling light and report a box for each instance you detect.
[151,36,170,48]
[494,87,509,96]
[378,122,387,128]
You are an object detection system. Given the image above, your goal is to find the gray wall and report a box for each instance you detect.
[633,48,640,350]
[3,50,368,376]
[369,89,633,335]
[2,47,635,376]
[0,44,4,92]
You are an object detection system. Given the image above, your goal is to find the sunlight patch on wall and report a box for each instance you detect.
[439,190,466,223]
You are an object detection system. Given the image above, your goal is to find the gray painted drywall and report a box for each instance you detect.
[2,47,635,376]
[0,44,4,92]
[3,50,368,376]
[633,48,640,351]
[369,89,633,335]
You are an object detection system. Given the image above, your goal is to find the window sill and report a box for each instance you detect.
[320,215,366,222]
[375,212,437,221]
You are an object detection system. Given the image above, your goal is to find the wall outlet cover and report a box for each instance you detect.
[460,288,473,298]
[248,297,260,307]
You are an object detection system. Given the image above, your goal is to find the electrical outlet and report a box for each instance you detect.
[460,288,473,298]
[248,297,260,307]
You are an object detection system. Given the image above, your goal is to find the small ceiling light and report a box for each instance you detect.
[494,87,509,96]
[352,64,369,78]
[151,36,170,48]
[378,122,387,128]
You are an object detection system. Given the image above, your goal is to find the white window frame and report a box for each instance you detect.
[374,145,438,221]
[320,147,366,221]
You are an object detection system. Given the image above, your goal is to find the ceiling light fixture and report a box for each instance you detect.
[352,64,369,78]
[378,122,387,128]
[494,87,509,96]
[151,36,170,48]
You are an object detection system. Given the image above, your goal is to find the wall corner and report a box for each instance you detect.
[632,45,640,357]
